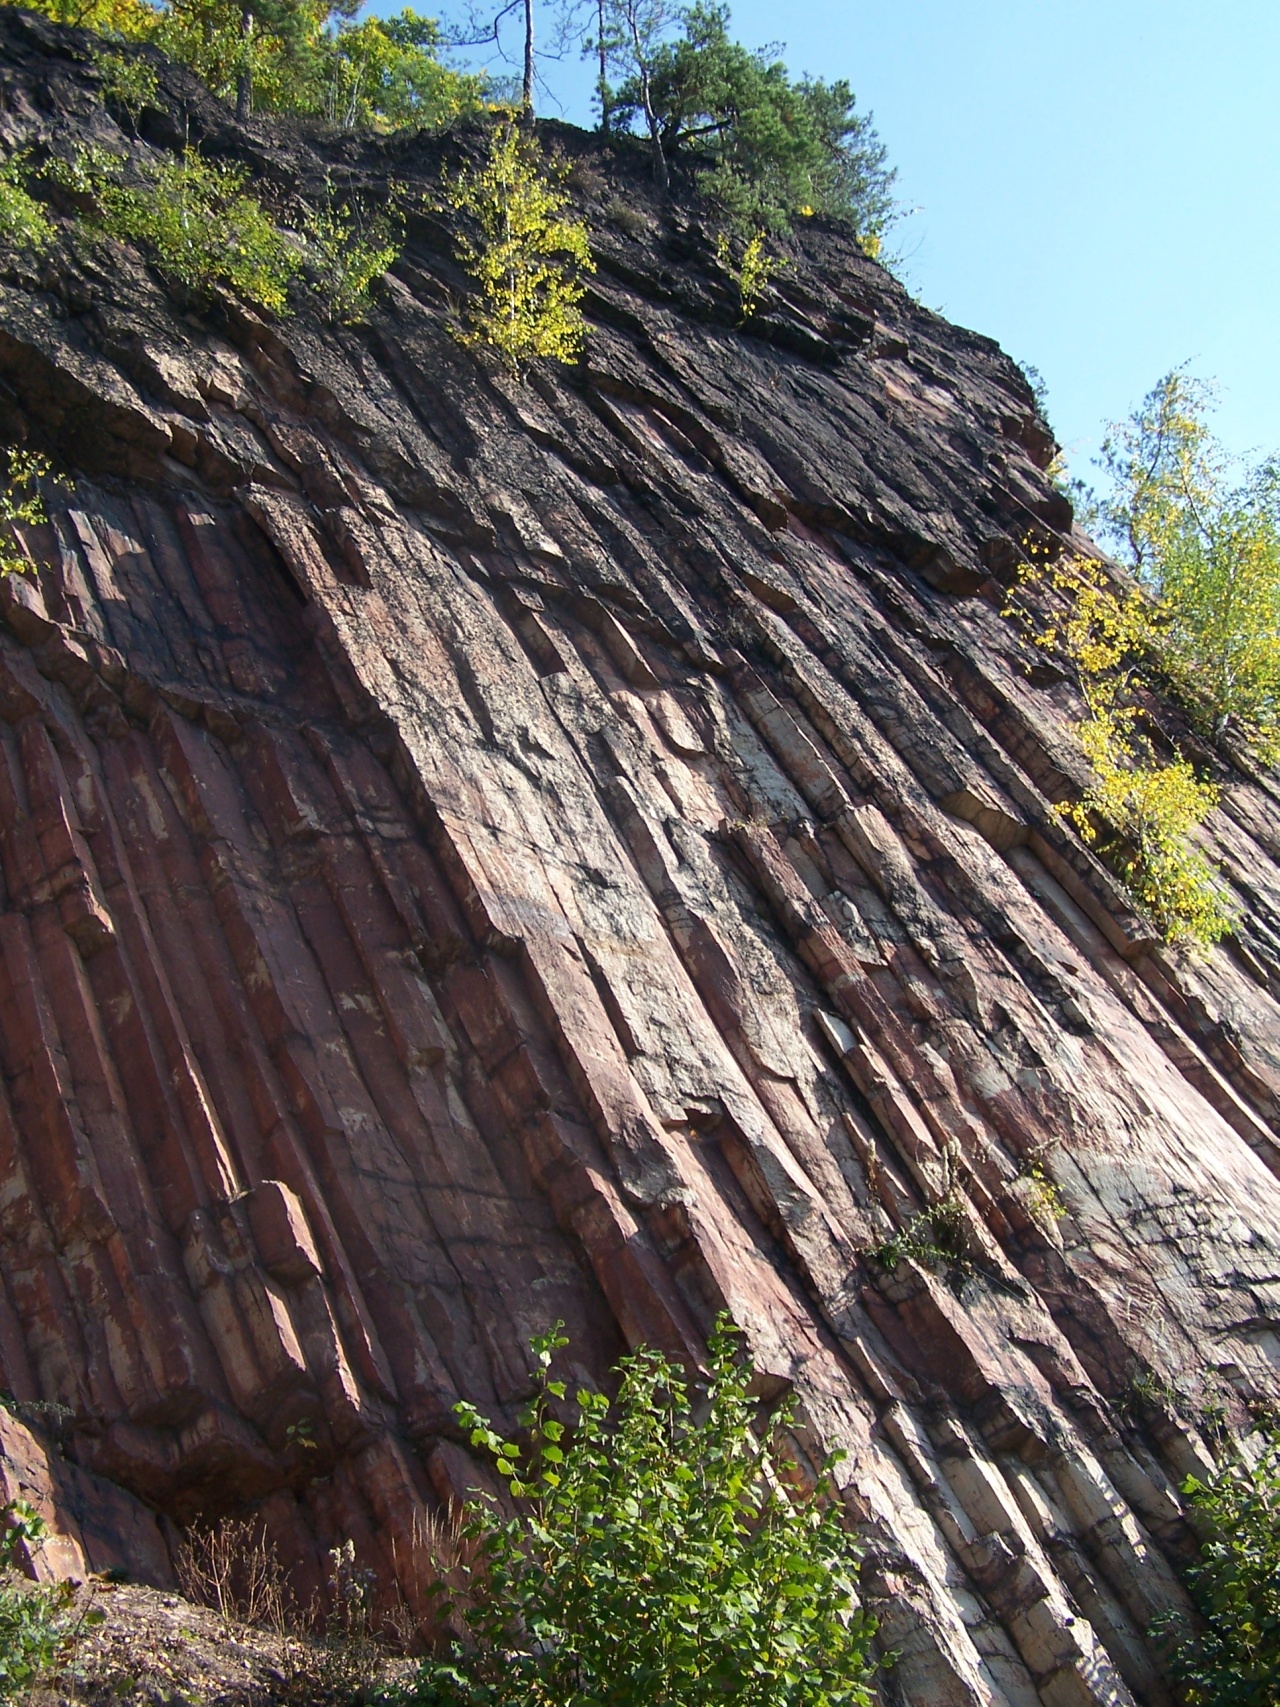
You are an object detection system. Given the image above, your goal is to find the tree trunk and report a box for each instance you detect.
[596,0,609,130]
[235,3,253,122]
[629,15,666,192]
[522,0,534,113]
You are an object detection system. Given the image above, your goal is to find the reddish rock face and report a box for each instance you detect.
[0,14,1279,1700]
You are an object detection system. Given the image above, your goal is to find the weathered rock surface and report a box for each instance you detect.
[0,12,1279,1700]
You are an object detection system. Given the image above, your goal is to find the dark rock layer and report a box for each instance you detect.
[1,12,1280,1701]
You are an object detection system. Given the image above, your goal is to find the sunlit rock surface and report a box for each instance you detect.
[1,13,1279,1700]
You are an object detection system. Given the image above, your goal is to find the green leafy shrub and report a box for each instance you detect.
[301,187,401,322]
[716,226,785,321]
[445,115,595,372]
[0,153,52,253]
[314,11,486,131]
[91,45,160,132]
[871,1191,969,1276]
[0,1499,101,1699]
[1159,1430,1280,1706]
[56,145,300,312]
[1069,709,1234,947]
[405,1315,879,1707]
[0,449,52,578]
[2,0,156,31]
[1008,548,1235,948]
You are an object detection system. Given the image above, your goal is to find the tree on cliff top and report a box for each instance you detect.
[3,0,487,128]
[407,1315,879,1707]
[600,1,896,237]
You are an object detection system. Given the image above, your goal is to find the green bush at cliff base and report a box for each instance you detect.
[0,1499,100,1698]
[403,1314,879,1707]
[54,145,300,313]
[1158,1429,1280,1707]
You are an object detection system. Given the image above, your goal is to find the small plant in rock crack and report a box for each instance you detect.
[870,1142,977,1280]
[0,1394,76,1445]
[285,1416,318,1452]
[1009,1147,1067,1225]
[716,227,786,322]
[870,1190,970,1276]
[1120,1369,1187,1421]
[1018,1163,1066,1224]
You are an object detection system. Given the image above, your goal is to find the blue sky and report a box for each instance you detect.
[427,0,1278,486]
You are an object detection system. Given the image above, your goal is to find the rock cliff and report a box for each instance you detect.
[1,12,1280,1701]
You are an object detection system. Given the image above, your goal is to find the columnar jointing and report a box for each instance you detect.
[0,16,1278,1703]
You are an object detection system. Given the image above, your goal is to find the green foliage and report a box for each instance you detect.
[285,1415,318,1451]
[445,115,594,372]
[301,185,402,321]
[871,1191,969,1275]
[0,1499,102,1699]
[1070,712,1234,948]
[156,0,321,119]
[607,1,896,236]
[4,0,480,131]
[53,140,404,320]
[1016,1161,1066,1225]
[58,145,301,312]
[91,45,160,131]
[0,153,52,254]
[0,449,51,578]
[1007,548,1235,948]
[315,10,486,130]
[1085,371,1280,765]
[0,1501,47,1568]
[1158,1429,1280,1706]
[405,1315,879,1707]
[3,0,158,32]
[146,0,486,126]
[716,226,784,321]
